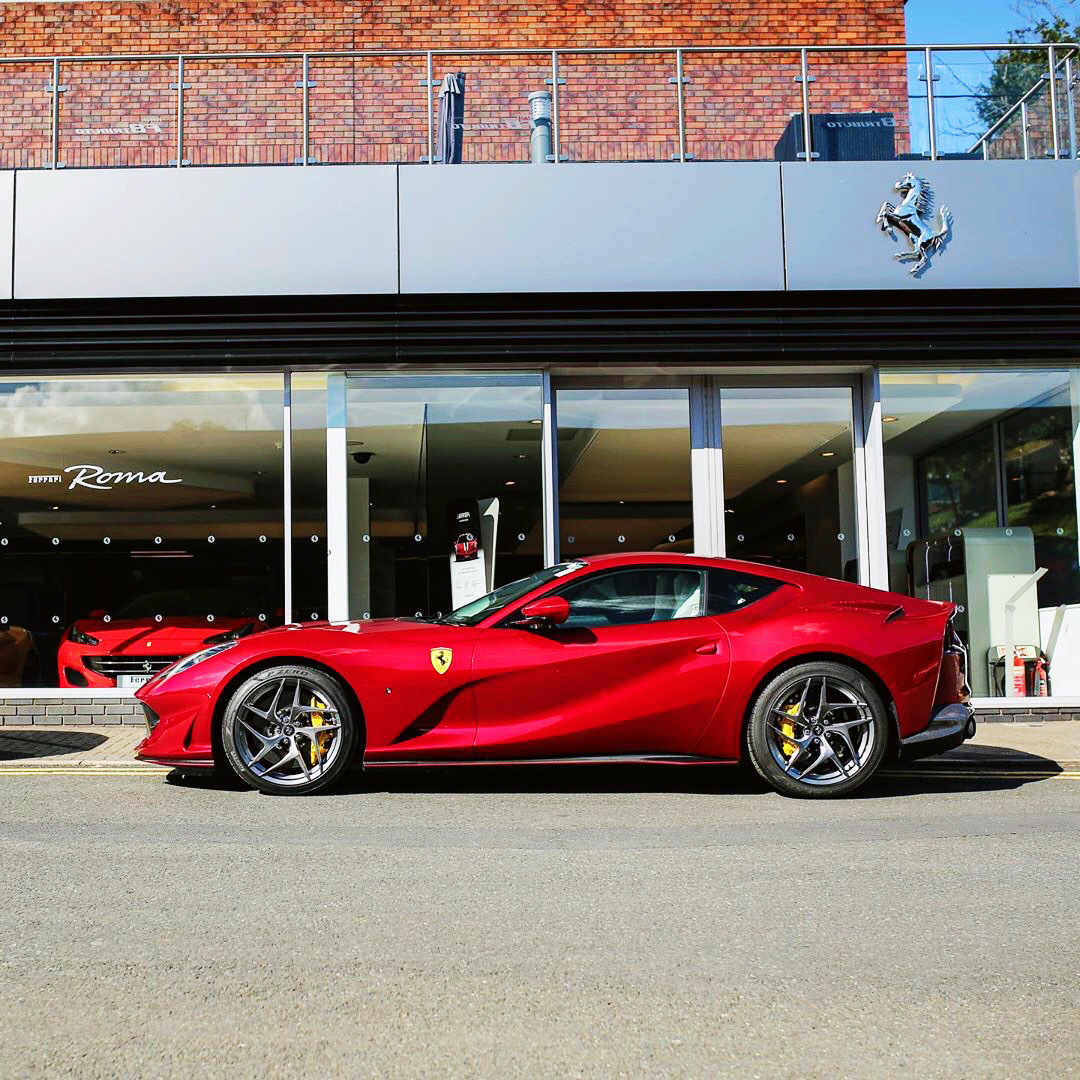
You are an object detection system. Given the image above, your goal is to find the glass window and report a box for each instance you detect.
[556,386,692,557]
[0,374,285,689]
[705,567,784,615]
[555,567,705,629]
[720,387,857,581]
[882,369,1080,699]
[344,376,544,619]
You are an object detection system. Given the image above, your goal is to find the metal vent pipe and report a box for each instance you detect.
[529,90,553,163]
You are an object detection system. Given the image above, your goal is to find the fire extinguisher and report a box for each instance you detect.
[1034,654,1049,697]
[1012,648,1027,697]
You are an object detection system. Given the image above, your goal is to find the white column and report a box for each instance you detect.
[326,373,350,621]
[854,368,889,591]
[690,375,725,557]
[282,371,293,623]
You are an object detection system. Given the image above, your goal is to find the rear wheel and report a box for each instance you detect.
[221,665,358,795]
[746,662,888,798]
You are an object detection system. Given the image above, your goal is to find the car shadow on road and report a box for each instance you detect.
[865,743,1063,798]
[0,729,108,760]
[163,744,1065,797]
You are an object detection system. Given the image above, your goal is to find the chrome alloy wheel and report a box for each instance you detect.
[231,674,345,790]
[765,674,876,787]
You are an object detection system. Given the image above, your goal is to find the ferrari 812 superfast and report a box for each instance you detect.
[135,553,974,797]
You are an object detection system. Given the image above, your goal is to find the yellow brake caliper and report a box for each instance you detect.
[308,695,334,766]
[780,703,800,760]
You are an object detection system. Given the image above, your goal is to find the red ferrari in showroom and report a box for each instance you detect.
[135,553,974,798]
[58,588,264,689]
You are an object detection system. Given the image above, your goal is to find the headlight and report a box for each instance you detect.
[69,627,100,646]
[154,641,239,685]
[203,623,254,645]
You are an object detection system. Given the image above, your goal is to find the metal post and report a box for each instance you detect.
[675,48,687,162]
[1021,100,1031,160]
[50,58,60,169]
[925,47,938,161]
[1066,56,1077,160]
[799,48,813,163]
[551,51,561,165]
[425,51,434,165]
[1048,44,1061,160]
[175,55,185,167]
[301,53,310,166]
[982,137,990,160]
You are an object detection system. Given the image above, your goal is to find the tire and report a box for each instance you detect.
[745,661,889,798]
[221,664,359,795]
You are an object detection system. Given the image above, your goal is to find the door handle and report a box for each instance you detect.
[695,641,718,655]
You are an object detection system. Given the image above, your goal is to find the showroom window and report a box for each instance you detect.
[0,374,285,689]
[719,387,857,581]
[342,375,544,619]
[882,368,1080,698]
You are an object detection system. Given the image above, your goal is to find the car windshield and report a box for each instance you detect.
[114,589,262,619]
[439,562,587,626]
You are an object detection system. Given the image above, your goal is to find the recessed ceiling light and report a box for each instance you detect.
[821,451,835,458]
[883,416,898,423]
[776,479,788,485]
[725,509,735,514]
[107,449,125,455]
[51,505,59,510]
[529,419,542,425]
[515,453,528,460]
[505,480,516,486]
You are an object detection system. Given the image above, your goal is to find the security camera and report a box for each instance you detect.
[351,451,374,465]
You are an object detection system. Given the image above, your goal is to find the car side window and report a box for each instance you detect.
[705,568,783,616]
[556,568,706,629]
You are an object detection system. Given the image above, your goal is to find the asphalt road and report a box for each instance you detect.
[1,763,1078,1080]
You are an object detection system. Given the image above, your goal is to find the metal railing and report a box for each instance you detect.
[0,42,1076,169]
[967,46,1079,159]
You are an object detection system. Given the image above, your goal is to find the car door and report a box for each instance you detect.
[470,566,730,759]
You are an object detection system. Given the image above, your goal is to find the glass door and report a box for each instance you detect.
[335,375,545,620]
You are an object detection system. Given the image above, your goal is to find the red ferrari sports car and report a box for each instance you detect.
[135,553,974,798]
[59,588,262,689]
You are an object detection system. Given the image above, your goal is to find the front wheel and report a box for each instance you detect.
[746,662,889,798]
[221,665,358,795]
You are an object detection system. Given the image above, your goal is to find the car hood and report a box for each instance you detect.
[67,616,257,652]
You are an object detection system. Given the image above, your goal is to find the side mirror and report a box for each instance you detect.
[513,595,570,628]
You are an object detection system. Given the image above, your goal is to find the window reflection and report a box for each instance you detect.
[0,375,285,688]
[882,369,1080,699]
[344,376,543,619]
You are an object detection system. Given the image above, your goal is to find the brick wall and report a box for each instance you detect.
[0,1,909,167]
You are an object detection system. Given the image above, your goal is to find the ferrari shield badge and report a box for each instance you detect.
[430,648,453,675]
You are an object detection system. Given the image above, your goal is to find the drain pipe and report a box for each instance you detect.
[528,90,553,163]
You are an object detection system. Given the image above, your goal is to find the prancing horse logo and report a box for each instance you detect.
[875,172,951,275]
[430,648,453,675]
